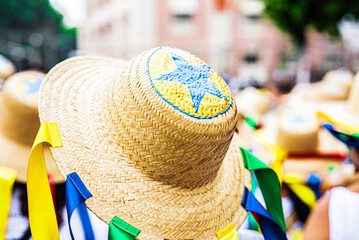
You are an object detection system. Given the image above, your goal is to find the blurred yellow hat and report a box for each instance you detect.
[290,69,354,104]
[0,71,63,183]
[249,104,347,175]
[235,87,271,123]
[317,70,359,133]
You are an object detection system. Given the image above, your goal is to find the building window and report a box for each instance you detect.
[245,14,261,21]
[169,0,198,37]
[243,53,259,64]
[174,14,193,21]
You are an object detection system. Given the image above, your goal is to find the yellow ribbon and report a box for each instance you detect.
[254,130,286,184]
[0,166,17,239]
[317,111,359,134]
[284,173,316,210]
[291,229,303,240]
[216,223,239,240]
[27,122,62,240]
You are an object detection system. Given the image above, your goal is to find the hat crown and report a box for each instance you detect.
[277,107,319,153]
[105,47,238,188]
[0,71,43,145]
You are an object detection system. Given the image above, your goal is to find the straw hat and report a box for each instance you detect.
[276,106,319,153]
[38,47,251,239]
[318,71,359,131]
[0,71,63,183]
[258,104,346,155]
[234,87,271,123]
[290,69,354,103]
[0,54,15,79]
[283,158,341,181]
[233,87,271,161]
[249,104,347,176]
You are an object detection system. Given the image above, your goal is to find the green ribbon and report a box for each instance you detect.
[244,117,258,129]
[109,216,141,240]
[240,147,286,233]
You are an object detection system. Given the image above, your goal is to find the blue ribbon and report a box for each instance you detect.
[307,173,321,200]
[66,172,95,240]
[241,187,287,240]
[323,123,359,148]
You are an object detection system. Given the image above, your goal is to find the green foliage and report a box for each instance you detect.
[263,0,359,45]
[0,0,77,71]
[0,0,63,29]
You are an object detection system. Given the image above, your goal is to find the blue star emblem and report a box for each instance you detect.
[21,75,43,95]
[155,53,228,113]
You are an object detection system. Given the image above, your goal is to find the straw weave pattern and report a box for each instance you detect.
[39,47,251,239]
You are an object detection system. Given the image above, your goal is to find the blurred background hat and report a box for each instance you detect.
[0,54,16,90]
[317,70,359,132]
[38,47,251,239]
[316,72,359,191]
[0,71,63,183]
[290,69,354,104]
[250,104,347,182]
[314,68,353,101]
[259,104,346,155]
[234,86,271,124]
[0,54,15,79]
[233,87,274,167]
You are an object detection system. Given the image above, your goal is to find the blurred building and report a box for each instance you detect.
[78,0,289,84]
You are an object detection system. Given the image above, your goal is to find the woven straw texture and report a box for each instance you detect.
[38,47,251,239]
[0,71,63,182]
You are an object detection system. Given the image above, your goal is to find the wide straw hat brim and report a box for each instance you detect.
[318,101,359,130]
[39,55,251,239]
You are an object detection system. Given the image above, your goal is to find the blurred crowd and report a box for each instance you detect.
[235,68,359,239]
